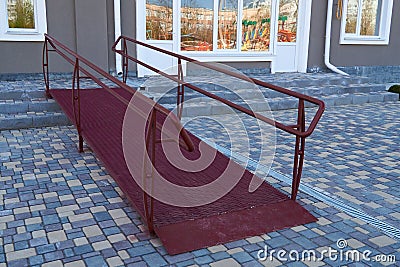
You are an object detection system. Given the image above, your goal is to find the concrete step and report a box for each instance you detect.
[0,73,396,130]
[130,71,398,117]
[338,65,400,84]
[0,99,61,114]
[285,83,386,96]
[149,83,387,106]
[139,72,373,94]
[0,89,45,100]
[0,111,71,130]
[162,91,399,117]
[0,87,69,130]
[251,73,371,87]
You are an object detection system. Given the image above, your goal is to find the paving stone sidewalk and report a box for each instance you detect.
[183,102,400,228]
[1,102,399,266]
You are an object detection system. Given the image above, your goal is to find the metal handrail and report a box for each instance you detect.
[42,33,326,204]
[112,35,325,138]
[112,35,326,200]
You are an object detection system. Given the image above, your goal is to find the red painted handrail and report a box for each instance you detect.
[43,34,325,204]
[112,35,325,200]
[112,36,325,138]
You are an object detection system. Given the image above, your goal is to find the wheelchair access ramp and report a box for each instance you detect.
[43,34,324,255]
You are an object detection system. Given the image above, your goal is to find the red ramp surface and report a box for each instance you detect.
[50,88,316,255]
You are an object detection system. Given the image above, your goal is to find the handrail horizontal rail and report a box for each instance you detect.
[112,35,325,138]
[43,34,194,152]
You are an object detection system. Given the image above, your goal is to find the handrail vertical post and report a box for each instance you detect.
[177,58,185,120]
[42,38,51,99]
[144,108,156,234]
[72,58,83,153]
[122,38,129,83]
[291,99,306,200]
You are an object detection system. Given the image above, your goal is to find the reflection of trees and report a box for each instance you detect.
[218,0,238,49]
[345,0,358,33]
[346,0,379,36]
[279,0,298,34]
[181,0,196,36]
[146,0,173,40]
[242,0,271,51]
[360,0,379,35]
[8,0,35,29]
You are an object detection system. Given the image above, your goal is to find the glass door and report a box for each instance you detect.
[274,0,299,72]
[180,0,214,51]
[137,0,176,76]
[136,0,308,76]
[241,0,273,52]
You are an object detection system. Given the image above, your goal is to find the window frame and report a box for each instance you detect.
[340,0,393,45]
[177,0,278,56]
[0,0,47,41]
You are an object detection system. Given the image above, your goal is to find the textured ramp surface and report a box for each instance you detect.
[50,88,316,255]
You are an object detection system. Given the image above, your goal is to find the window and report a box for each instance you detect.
[181,0,214,51]
[241,0,272,52]
[218,0,237,50]
[0,0,47,41]
[146,0,173,40]
[179,0,274,53]
[277,0,298,43]
[340,0,393,45]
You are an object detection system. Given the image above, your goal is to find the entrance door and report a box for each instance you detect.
[136,0,177,76]
[136,0,311,76]
[274,0,299,72]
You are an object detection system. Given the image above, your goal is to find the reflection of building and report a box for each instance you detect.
[181,6,214,50]
[181,7,214,32]
[218,8,238,49]
[146,3,173,40]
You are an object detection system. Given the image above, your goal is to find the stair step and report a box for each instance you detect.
[252,74,371,87]
[0,111,71,130]
[139,72,373,93]
[0,82,70,130]
[0,99,61,114]
[0,72,396,130]
[149,83,387,105]
[0,89,45,100]
[161,91,398,117]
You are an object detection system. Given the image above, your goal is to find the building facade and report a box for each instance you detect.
[0,0,399,76]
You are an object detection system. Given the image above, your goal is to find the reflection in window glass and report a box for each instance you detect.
[242,0,271,51]
[345,0,381,36]
[146,0,173,40]
[360,0,381,36]
[7,0,35,29]
[277,0,298,42]
[218,0,238,50]
[181,0,214,51]
[345,0,359,34]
